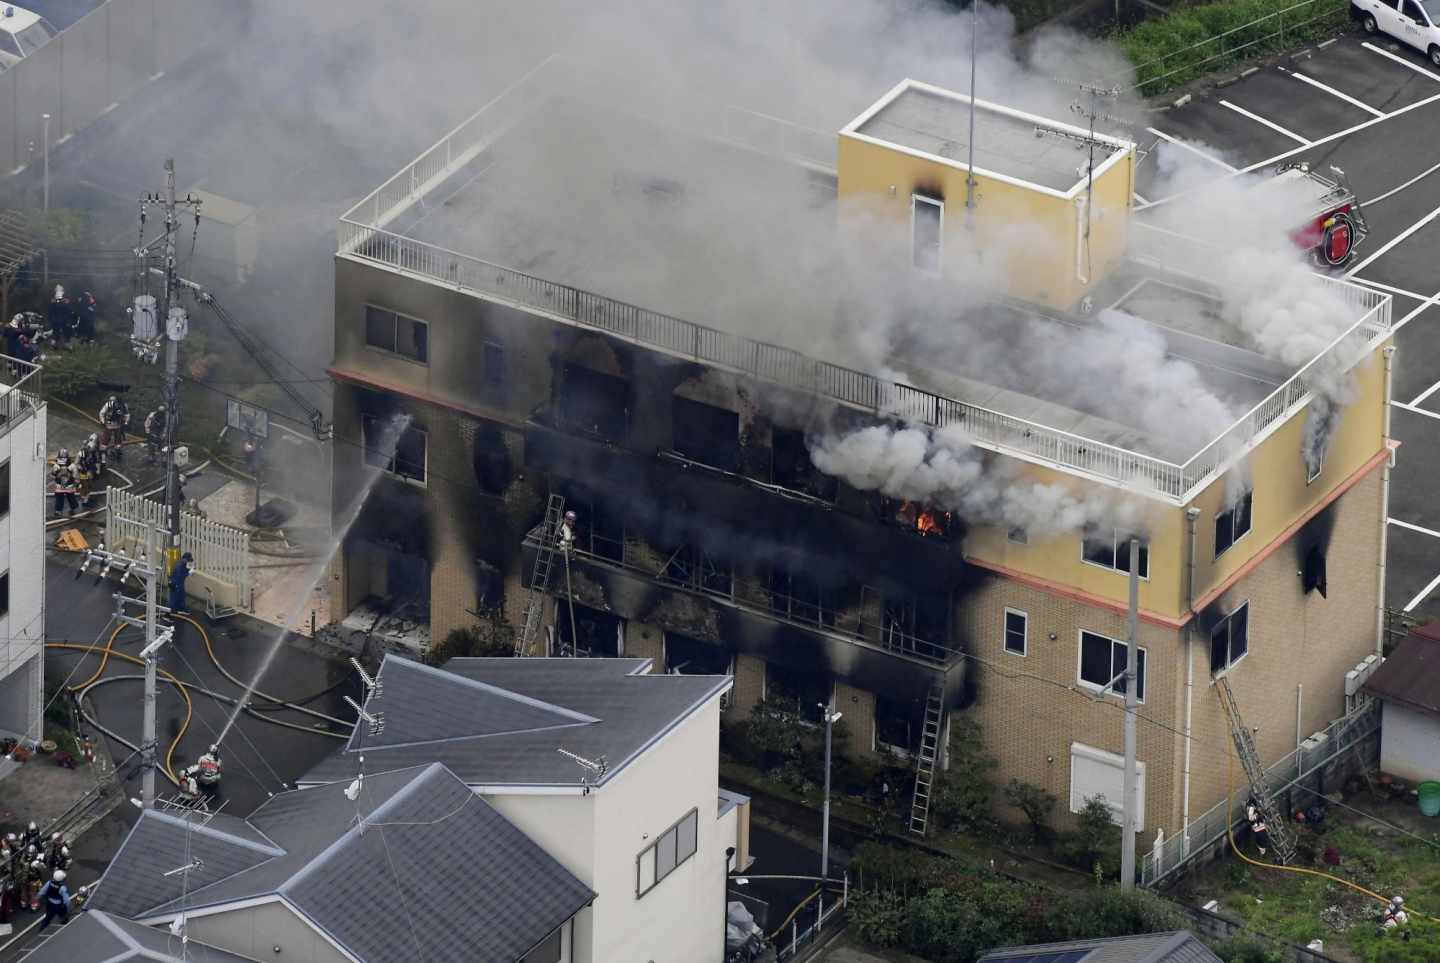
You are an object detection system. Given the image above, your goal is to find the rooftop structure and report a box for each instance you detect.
[844,79,1128,195]
[20,910,256,963]
[978,930,1222,963]
[89,763,594,962]
[299,655,731,789]
[336,58,1390,503]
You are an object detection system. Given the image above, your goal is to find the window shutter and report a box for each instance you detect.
[1070,742,1145,830]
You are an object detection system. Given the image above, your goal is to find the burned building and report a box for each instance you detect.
[327,61,1395,842]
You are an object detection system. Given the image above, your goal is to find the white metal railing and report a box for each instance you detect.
[1142,698,1380,887]
[0,357,44,441]
[106,487,251,609]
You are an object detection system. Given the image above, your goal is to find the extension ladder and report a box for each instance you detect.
[516,494,567,657]
[909,681,945,836]
[1216,674,1296,863]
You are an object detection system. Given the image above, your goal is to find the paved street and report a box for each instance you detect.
[1138,33,1440,623]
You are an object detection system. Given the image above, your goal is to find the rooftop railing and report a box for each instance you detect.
[0,357,44,440]
[338,64,1391,505]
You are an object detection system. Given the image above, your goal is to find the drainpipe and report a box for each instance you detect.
[1181,506,1200,855]
[1376,345,1396,656]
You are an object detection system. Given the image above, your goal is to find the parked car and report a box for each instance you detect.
[0,4,56,70]
[1354,0,1440,66]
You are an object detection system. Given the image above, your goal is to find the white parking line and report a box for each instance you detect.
[1404,569,1440,612]
[1410,379,1440,407]
[1350,277,1431,301]
[1363,41,1440,82]
[1287,69,1385,117]
[1364,157,1440,207]
[1392,289,1440,332]
[1345,200,1440,277]
[1390,517,1440,539]
[1392,400,1440,420]
[1220,100,1312,145]
[1145,128,1237,171]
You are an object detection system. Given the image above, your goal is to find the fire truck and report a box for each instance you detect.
[1273,162,1369,269]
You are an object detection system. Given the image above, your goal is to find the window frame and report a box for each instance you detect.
[1209,601,1250,678]
[1306,451,1325,485]
[635,807,700,898]
[360,413,428,487]
[1081,529,1150,580]
[0,460,10,518]
[911,194,944,274]
[1003,607,1028,656]
[363,304,429,365]
[1077,630,1147,703]
[1214,491,1253,559]
[1007,526,1029,545]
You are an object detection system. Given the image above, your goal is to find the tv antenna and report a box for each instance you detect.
[351,657,381,697]
[344,696,385,738]
[556,747,609,796]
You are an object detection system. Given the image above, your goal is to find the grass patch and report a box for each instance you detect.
[1118,0,1351,96]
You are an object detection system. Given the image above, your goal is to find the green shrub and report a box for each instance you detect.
[1213,937,1287,963]
[41,342,121,399]
[849,889,908,947]
[1351,919,1440,963]
[928,718,999,833]
[1004,779,1057,842]
[1060,796,1122,876]
[423,616,516,665]
[1119,0,1350,96]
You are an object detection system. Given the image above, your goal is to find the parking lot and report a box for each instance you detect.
[1137,32,1440,623]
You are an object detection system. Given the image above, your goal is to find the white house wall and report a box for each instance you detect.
[0,405,45,745]
[1380,701,1440,783]
[183,901,353,963]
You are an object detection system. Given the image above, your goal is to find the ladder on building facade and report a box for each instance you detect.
[516,494,567,657]
[1216,675,1296,864]
[908,682,945,836]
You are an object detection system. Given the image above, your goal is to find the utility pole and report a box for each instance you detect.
[81,525,173,807]
[41,112,49,287]
[820,697,842,882]
[136,160,201,570]
[1120,536,1140,890]
[964,0,978,224]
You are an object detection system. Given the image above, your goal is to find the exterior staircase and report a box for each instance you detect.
[1216,674,1296,863]
[908,682,945,836]
[516,494,567,657]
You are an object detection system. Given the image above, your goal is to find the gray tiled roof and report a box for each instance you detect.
[87,764,593,963]
[301,655,730,789]
[979,931,1222,963]
[20,910,258,962]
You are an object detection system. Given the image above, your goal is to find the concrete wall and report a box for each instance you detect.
[0,404,45,748]
[183,901,351,963]
[1380,701,1440,783]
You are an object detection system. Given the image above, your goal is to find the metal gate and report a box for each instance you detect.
[105,486,251,610]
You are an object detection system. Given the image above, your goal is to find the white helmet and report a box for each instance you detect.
[1391,895,1405,907]
[208,744,218,754]
[52,869,65,882]
[53,286,64,300]
[50,833,59,842]
[28,822,36,831]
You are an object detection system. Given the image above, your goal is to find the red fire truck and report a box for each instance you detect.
[1274,162,1369,269]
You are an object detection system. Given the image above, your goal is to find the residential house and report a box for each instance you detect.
[977,930,1222,963]
[0,358,45,772]
[1364,622,1440,783]
[22,909,258,962]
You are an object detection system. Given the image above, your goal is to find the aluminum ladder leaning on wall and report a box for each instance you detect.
[516,494,567,657]
[1216,674,1296,863]
[909,681,945,836]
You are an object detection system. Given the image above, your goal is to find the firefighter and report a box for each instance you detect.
[1245,798,1271,857]
[169,552,193,615]
[51,451,80,517]
[193,744,221,786]
[76,291,98,344]
[46,286,72,350]
[1382,895,1409,931]
[176,765,202,804]
[24,847,44,911]
[558,510,577,552]
[77,434,104,507]
[144,404,168,464]
[36,870,71,931]
[99,395,130,462]
[0,836,15,925]
[19,823,40,852]
[46,834,69,873]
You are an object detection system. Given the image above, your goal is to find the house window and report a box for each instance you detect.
[1004,608,1027,656]
[483,342,505,388]
[912,194,943,273]
[1306,451,1325,484]
[874,695,922,754]
[0,461,9,517]
[1214,492,1253,558]
[1209,602,1249,675]
[361,414,426,484]
[636,808,699,897]
[1082,529,1149,579]
[1007,526,1028,545]
[1078,630,1146,702]
[1070,742,1146,830]
[671,396,740,473]
[364,306,428,363]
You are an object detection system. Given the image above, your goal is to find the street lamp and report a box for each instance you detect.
[819,699,843,883]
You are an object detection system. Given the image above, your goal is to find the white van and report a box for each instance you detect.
[1354,0,1440,66]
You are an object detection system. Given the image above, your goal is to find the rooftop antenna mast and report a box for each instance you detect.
[556,747,608,796]
[1037,80,1130,285]
[351,657,381,697]
[344,696,385,739]
[964,0,979,225]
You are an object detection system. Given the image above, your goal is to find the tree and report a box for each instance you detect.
[928,717,998,832]
[1004,779,1057,843]
[1065,795,1121,875]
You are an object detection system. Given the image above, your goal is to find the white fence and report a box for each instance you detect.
[105,486,251,609]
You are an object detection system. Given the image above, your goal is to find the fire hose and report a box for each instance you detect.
[1224,739,1440,924]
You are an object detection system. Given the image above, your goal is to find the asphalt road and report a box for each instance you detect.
[1137,32,1440,624]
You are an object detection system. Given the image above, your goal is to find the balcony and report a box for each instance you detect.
[521,528,968,707]
[0,357,43,442]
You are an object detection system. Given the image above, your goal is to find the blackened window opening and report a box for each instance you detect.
[558,363,629,442]
[1083,528,1149,578]
[1303,544,1328,597]
[553,482,625,562]
[1209,602,1249,674]
[657,542,733,597]
[875,695,923,753]
[671,396,741,473]
[771,428,837,500]
[364,306,427,363]
[361,413,426,484]
[472,424,512,495]
[768,564,838,630]
[555,602,622,658]
[665,633,733,675]
[765,663,829,723]
[1215,492,1253,558]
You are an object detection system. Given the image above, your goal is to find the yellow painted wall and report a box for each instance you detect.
[963,458,1188,618]
[1189,343,1390,601]
[835,132,1133,310]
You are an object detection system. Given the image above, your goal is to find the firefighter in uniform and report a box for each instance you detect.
[99,395,130,462]
[51,451,80,517]
[1245,798,1271,857]
[77,434,104,507]
[144,404,168,464]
